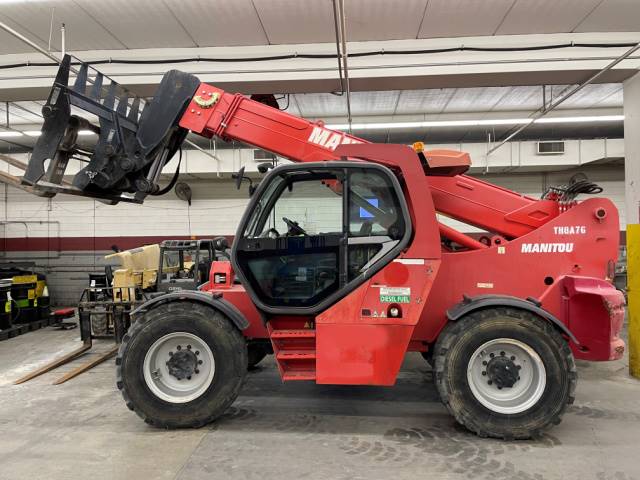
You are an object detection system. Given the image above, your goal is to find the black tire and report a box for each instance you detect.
[247,343,268,369]
[434,307,577,440]
[116,301,247,428]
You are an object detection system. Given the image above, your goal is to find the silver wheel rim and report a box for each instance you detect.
[143,332,215,404]
[466,338,546,414]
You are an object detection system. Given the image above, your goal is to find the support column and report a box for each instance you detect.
[629,225,640,378]
[623,72,640,378]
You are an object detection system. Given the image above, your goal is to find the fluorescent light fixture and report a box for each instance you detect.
[19,129,95,137]
[0,0,46,4]
[325,115,624,131]
[477,119,531,126]
[0,131,23,138]
[534,115,624,124]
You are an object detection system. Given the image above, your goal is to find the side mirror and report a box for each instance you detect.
[232,166,246,190]
[213,236,229,251]
[231,166,257,196]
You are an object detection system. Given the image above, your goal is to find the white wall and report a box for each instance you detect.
[1,180,248,240]
[1,165,626,241]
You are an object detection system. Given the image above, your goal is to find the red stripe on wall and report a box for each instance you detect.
[2,235,235,252]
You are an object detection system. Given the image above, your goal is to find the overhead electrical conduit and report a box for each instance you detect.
[0,42,639,70]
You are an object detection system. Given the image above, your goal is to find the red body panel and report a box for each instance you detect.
[182,82,625,385]
[413,197,624,361]
[316,324,414,385]
[211,197,624,365]
[315,258,441,385]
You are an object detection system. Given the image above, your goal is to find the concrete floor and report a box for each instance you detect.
[0,326,639,480]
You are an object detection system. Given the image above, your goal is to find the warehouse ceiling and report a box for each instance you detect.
[0,82,624,152]
[0,0,633,153]
[290,83,623,118]
[0,82,623,126]
[0,0,638,53]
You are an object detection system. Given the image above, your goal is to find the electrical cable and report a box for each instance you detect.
[542,178,603,206]
[152,147,182,196]
[274,94,290,111]
[0,42,638,70]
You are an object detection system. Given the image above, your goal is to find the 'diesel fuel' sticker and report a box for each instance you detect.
[380,287,411,303]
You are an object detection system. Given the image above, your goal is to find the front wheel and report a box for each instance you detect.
[434,307,577,439]
[116,301,247,428]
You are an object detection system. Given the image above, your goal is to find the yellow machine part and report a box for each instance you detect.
[106,244,160,299]
[141,269,158,289]
[111,269,137,303]
[105,244,160,271]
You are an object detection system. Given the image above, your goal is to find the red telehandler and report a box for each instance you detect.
[21,56,625,439]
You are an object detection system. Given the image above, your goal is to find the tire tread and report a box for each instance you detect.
[433,307,577,440]
[116,301,247,429]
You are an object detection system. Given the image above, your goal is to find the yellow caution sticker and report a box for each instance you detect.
[194,92,219,108]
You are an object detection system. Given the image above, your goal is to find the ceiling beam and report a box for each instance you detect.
[0,33,638,101]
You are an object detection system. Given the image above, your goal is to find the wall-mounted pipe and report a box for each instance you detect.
[0,220,61,258]
[331,0,345,96]
[335,0,352,134]
[60,23,65,57]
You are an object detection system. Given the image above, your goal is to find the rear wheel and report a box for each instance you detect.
[116,301,247,428]
[434,307,576,439]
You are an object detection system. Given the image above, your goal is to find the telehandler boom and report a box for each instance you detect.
[21,56,625,439]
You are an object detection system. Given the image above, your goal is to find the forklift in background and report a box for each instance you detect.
[13,239,217,384]
[156,239,216,293]
[86,238,216,336]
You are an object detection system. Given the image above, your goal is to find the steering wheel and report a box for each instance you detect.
[282,217,307,236]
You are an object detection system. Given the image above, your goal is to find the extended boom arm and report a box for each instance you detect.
[22,56,559,241]
[178,82,559,239]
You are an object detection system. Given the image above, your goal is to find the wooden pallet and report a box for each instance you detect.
[0,317,56,341]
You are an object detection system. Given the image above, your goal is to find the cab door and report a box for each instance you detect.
[232,162,411,316]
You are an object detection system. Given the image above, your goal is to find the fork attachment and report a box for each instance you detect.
[22,55,200,204]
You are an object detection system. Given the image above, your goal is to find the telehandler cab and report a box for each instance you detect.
[21,56,625,439]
